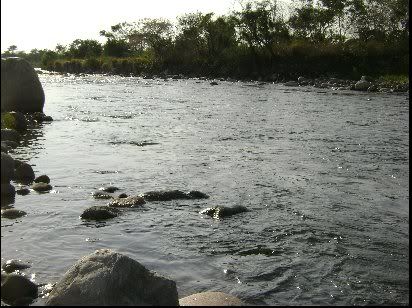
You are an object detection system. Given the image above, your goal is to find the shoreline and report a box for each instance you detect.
[36,68,409,95]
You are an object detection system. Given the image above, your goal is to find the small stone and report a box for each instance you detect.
[99,186,119,193]
[118,193,128,198]
[16,187,30,195]
[108,196,145,208]
[32,182,52,192]
[0,274,38,305]
[2,260,31,274]
[80,206,119,220]
[34,174,50,184]
[92,191,113,199]
[1,209,27,219]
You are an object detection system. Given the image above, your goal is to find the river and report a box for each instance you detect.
[1,74,409,305]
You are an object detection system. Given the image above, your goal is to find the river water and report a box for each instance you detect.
[1,74,409,305]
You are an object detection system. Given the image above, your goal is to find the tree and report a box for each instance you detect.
[233,0,290,57]
[7,45,18,53]
[67,39,102,58]
[103,39,131,57]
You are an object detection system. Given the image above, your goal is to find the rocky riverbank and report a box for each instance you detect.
[36,66,409,95]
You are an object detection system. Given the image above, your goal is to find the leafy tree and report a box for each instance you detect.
[234,0,290,57]
[103,38,131,57]
[7,45,18,53]
[67,39,102,58]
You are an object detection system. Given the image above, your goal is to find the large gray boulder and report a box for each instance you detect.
[1,57,45,113]
[45,249,179,306]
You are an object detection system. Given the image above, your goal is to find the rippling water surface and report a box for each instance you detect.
[1,74,409,305]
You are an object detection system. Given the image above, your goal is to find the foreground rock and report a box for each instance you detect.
[108,196,146,208]
[45,249,179,306]
[179,292,244,306]
[1,57,45,113]
[80,206,119,220]
[200,205,249,219]
[1,273,38,305]
[141,190,209,201]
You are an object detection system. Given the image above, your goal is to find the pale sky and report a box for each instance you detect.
[1,0,240,52]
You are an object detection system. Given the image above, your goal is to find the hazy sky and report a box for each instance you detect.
[1,0,240,52]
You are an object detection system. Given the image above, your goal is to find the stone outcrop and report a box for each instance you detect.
[45,249,179,306]
[1,57,45,113]
[179,291,244,306]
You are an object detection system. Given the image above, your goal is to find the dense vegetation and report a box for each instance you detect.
[3,0,409,80]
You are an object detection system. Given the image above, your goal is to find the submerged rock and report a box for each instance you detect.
[0,273,38,305]
[80,206,119,220]
[108,196,145,208]
[179,291,244,306]
[199,205,249,219]
[2,260,31,274]
[99,186,119,193]
[92,191,113,199]
[284,81,299,87]
[45,249,179,306]
[1,208,27,219]
[141,190,209,201]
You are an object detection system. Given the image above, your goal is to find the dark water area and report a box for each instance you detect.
[1,74,409,305]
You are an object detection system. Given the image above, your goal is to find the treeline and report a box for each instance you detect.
[3,0,409,80]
